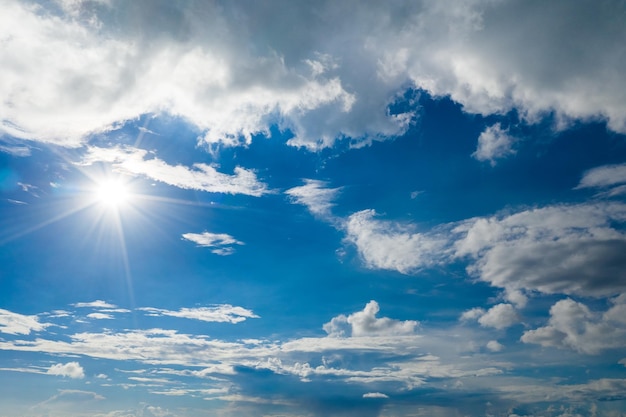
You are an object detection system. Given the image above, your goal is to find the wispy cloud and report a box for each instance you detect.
[344,209,449,274]
[286,179,341,218]
[0,309,52,335]
[73,300,118,309]
[181,232,244,255]
[81,146,270,196]
[138,305,259,324]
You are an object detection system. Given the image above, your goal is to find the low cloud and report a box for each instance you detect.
[323,300,418,337]
[521,295,626,354]
[47,362,85,379]
[344,210,449,274]
[472,123,516,166]
[461,304,519,330]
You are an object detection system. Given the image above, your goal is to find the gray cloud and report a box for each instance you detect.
[2,0,625,150]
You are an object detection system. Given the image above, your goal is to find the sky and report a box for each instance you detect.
[1,1,626,416]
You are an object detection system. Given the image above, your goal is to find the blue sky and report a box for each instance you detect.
[1,1,626,416]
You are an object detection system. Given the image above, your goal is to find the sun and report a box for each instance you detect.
[94,179,131,208]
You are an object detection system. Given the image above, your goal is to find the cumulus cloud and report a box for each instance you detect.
[461,304,519,330]
[486,340,504,352]
[138,305,259,324]
[286,179,341,218]
[521,296,626,354]
[323,300,418,337]
[472,123,516,166]
[344,210,448,274]
[453,202,626,299]
[0,309,52,335]
[81,146,269,196]
[182,232,244,255]
[2,1,625,151]
[47,362,85,379]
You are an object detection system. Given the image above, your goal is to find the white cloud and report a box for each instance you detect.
[461,304,519,330]
[138,305,259,324]
[577,163,626,197]
[521,295,626,354]
[81,146,269,196]
[3,1,625,152]
[47,361,85,379]
[181,232,244,255]
[486,340,504,352]
[478,304,519,330]
[363,392,389,399]
[73,300,118,308]
[0,309,52,335]
[0,143,31,157]
[323,301,418,337]
[344,210,448,274]
[472,123,516,166]
[286,179,341,218]
[87,312,114,320]
[453,202,626,298]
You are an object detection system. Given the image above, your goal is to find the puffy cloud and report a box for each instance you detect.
[3,0,625,152]
[0,309,52,335]
[285,179,341,218]
[323,300,418,337]
[344,210,448,274]
[472,123,516,166]
[80,146,269,196]
[181,232,244,256]
[138,305,259,324]
[460,304,519,330]
[47,361,85,379]
[453,202,626,298]
[486,340,504,352]
[521,296,626,354]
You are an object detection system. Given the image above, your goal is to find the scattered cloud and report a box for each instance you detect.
[344,210,448,274]
[87,313,114,320]
[521,295,626,354]
[486,340,504,352]
[181,232,244,255]
[286,179,341,218]
[138,305,259,324]
[363,392,389,399]
[453,202,626,299]
[323,300,418,337]
[461,304,519,330]
[577,163,626,196]
[472,123,516,166]
[81,146,269,196]
[38,389,104,405]
[73,300,118,309]
[47,362,85,379]
[0,309,52,335]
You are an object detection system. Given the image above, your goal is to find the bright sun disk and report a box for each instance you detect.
[95,179,131,208]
